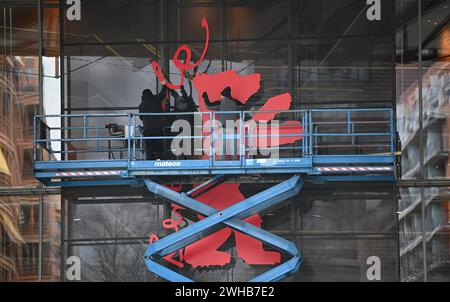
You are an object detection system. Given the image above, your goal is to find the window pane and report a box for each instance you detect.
[64,0,160,45]
[421,0,450,180]
[398,186,450,282]
[425,188,450,281]
[0,194,59,281]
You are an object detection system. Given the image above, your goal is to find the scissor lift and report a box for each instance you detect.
[33,108,396,282]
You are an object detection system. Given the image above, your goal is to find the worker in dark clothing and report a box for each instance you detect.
[170,84,198,158]
[202,86,242,159]
[138,81,168,160]
[171,86,197,118]
[202,86,240,125]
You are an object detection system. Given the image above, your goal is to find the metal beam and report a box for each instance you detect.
[0,186,60,196]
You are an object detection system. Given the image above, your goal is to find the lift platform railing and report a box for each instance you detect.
[33,108,394,165]
[310,108,395,156]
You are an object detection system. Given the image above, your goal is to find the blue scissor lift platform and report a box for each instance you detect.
[33,108,396,282]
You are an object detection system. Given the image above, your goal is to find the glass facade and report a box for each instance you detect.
[0,0,60,281]
[0,0,448,282]
[396,0,450,281]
